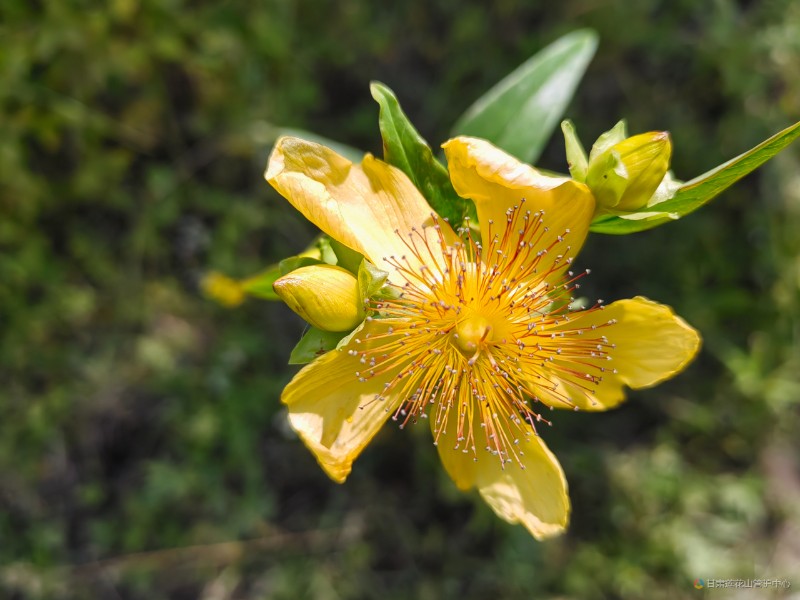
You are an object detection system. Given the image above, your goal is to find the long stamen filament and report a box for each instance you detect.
[352,202,613,468]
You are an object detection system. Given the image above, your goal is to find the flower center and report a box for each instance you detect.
[353,206,611,468]
[453,314,493,356]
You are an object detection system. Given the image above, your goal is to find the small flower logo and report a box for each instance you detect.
[694,579,706,590]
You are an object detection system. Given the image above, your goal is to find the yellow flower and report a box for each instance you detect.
[265,135,701,540]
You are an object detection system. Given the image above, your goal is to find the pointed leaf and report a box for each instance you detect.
[590,120,800,234]
[451,29,598,164]
[370,81,470,225]
[240,268,282,301]
[211,237,331,304]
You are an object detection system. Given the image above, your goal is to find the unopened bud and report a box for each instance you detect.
[202,272,246,307]
[586,130,672,211]
[273,265,363,332]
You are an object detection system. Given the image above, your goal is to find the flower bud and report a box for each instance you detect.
[273,264,363,332]
[201,271,246,307]
[586,131,672,212]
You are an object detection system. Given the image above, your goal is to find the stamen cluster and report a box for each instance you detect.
[349,203,616,468]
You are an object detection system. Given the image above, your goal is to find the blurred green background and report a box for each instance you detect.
[2,0,799,598]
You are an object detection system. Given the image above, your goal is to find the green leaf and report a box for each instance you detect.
[211,235,339,304]
[370,81,470,225]
[590,120,800,234]
[289,327,347,364]
[240,267,281,301]
[451,29,598,164]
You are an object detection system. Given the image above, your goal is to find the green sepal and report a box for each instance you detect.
[590,120,800,234]
[451,29,598,164]
[586,148,629,208]
[212,236,359,306]
[289,327,348,364]
[588,120,627,163]
[279,256,323,276]
[561,120,589,181]
[336,320,366,351]
[358,259,389,301]
[315,236,338,266]
[370,81,471,226]
[329,238,364,274]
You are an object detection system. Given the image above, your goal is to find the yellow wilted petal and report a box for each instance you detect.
[273,264,363,332]
[443,136,595,281]
[539,296,701,411]
[265,137,457,272]
[281,321,403,483]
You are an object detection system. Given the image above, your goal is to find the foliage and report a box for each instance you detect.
[1,0,799,598]
[452,29,598,164]
[371,82,469,226]
[590,120,800,233]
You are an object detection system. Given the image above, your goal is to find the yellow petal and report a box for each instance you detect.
[266,137,456,271]
[431,412,476,491]
[476,435,570,540]
[281,322,403,482]
[433,418,570,540]
[443,136,595,280]
[539,296,701,411]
